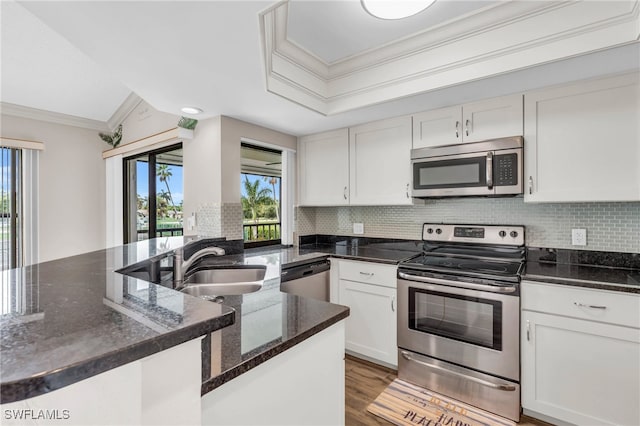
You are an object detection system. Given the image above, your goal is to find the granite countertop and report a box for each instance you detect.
[0,237,235,404]
[523,262,640,294]
[523,247,640,294]
[295,238,423,265]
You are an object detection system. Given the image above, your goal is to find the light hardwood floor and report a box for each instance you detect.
[345,355,552,426]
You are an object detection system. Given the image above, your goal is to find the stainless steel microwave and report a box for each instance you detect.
[411,136,523,198]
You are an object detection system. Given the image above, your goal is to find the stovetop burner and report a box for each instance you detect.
[402,254,523,283]
[399,223,526,284]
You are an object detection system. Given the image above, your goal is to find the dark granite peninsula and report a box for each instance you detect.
[1,237,234,406]
[1,237,352,425]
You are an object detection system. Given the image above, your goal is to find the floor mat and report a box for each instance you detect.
[367,378,516,426]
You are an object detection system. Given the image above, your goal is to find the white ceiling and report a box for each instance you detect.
[0,1,131,122]
[286,1,496,63]
[2,1,639,136]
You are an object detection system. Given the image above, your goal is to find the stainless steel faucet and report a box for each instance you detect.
[173,246,226,287]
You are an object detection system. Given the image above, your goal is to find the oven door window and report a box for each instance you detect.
[408,288,502,350]
[413,156,487,189]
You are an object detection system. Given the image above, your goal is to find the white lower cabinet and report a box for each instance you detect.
[337,259,397,367]
[0,339,203,426]
[521,281,640,426]
[202,322,346,426]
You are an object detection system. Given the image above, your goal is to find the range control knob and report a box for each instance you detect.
[499,230,507,238]
[426,228,434,234]
[435,228,442,235]
[510,231,519,238]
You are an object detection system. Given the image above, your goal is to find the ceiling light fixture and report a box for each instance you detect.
[181,106,203,114]
[361,0,436,20]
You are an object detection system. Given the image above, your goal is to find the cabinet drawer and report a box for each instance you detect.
[522,281,640,328]
[338,260,397,288]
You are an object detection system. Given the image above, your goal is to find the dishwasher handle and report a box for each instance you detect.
[280,259,330,282]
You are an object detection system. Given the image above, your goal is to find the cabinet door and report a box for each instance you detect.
[412,106,462,149]
[462,94,523,143]
[349,116,412,205]
[298,128,349,206]
[339,279,397,366]
[522,310,640,426]
[524,73,640,202]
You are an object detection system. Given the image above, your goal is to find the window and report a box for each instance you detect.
[124,144,183,243]
[1,147,22,270]
[240,143,282,248]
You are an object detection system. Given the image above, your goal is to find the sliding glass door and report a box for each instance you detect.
[124,144,183,243]
[1,147,22,269]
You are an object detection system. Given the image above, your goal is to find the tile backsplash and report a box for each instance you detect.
[296,199,640,253]
[198,203,243,240]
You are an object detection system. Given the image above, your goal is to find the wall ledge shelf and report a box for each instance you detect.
[102,127,193,159]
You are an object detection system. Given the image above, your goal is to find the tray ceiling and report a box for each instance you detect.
[261,0,640,115]
[286,1,496,64]
[3,1,639,136]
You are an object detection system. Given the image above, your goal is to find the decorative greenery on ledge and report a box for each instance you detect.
[178,116,198,130]
[99,124,123,148]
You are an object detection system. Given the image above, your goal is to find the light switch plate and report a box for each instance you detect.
[353,223,364,235]
[571,228,587,246]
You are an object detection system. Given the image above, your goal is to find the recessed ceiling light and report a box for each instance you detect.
[181,106,203,114]
[361,0,435,20]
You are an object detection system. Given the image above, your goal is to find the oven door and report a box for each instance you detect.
[397,273,519,381]
[411,151,495,197]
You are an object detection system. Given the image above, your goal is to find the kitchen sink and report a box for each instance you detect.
[177,265,266,298]
[184,265,266,284]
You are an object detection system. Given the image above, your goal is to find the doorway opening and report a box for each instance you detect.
[240,143,282,248]
[124,144,183,243]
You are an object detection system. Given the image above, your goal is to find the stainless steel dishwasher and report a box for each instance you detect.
[280,259,330,302]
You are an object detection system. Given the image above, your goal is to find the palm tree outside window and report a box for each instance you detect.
[240,143,282,248]
[123,144,183,243]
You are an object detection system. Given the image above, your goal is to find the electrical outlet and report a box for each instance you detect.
[571,228,587,246]
[353,223,364,235]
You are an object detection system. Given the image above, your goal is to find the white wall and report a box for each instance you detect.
[182,116,222,236]
[1,114,106,262]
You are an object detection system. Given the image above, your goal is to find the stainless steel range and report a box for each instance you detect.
[397,223,525,422]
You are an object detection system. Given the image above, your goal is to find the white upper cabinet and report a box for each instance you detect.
[413,94,523,149]
[349,116,413,205]
[462,94,524,143]
[298,116,413,206]
[412,106,461,148]
[524,73,640,202]
[298,128,349,206]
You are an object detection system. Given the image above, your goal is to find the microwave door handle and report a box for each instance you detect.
[486,152,494,190]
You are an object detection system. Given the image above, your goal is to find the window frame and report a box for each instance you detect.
[123,143,183,243]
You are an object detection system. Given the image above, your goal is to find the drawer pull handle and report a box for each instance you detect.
[359,272,374,276]
[574,302,607,310]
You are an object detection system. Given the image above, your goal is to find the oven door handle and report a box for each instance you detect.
[400,351,517,392]
[398,272,517,294]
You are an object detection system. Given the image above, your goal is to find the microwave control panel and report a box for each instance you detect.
[495,153,518,186]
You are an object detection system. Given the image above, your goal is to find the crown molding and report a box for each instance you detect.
[107,92,142,131]
[260,0,640,116]
[0,102,109,131]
